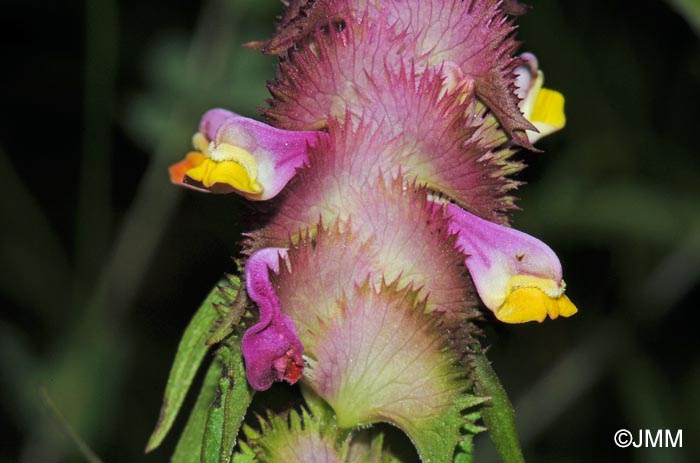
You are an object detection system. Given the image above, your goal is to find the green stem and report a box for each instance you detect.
[472,351,526,463]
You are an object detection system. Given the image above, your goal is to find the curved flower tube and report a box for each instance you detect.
[241,247,304,391]
[515,52,566,143]
[445,203,577,323]
[169,109,326,200]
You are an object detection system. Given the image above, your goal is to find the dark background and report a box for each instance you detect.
[1,0,698,462]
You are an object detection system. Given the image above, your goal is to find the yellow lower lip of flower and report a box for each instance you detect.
[495,286,578,323]
[185,158,263,194]
[531,87,566,130]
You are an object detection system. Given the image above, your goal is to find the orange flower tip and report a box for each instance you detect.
[169,152,209,190]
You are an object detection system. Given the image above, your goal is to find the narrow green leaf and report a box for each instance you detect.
[201,368,230,463]
[471,352,525,463]
[172,358,223,463]
[219,340,254,463]
[147,275,242,452]
[200,341,254,463]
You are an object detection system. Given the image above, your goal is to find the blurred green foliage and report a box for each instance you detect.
[0,0,698,462]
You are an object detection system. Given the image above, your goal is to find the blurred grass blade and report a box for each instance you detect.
[146,275,242,452]
[0,322,38,429]
[0,148,70,319]
[515,323,621,445]
[666,0,700,35]
[75,0,118,297]
[472,352,525,463]
[201,342,253,463]
[638,222,700,321]
[172,358,223,463]
[615,351,682,463]
[39,388,104,463]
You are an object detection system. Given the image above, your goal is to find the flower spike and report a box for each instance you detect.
[241,247,304,391]
[515,53,566,143]
[445,203,577,323]
[169,109,326,200]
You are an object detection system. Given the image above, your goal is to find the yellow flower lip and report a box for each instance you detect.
[169,134,263,195]
[516,53,566,143]
[185,141,263,194]
[495,275,578,323]
[530,87,566,131]
[185,157,263,194]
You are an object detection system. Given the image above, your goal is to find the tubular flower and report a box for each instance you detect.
[169,108,326,200]
[241,247,303,391]
[446,203,577,323]
[515,52,567,143]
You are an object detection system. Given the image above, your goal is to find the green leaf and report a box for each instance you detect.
[471,352,525,463]
[201,341,254,463]
[147,275,242,452]
[172,358,222,463]
[219,340,254,463]
[201,374,228,462]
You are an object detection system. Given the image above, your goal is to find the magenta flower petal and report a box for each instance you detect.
[198,108,237,141]
[445,203,578,323]
[212,114,325,199]
[242,247,304,391]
